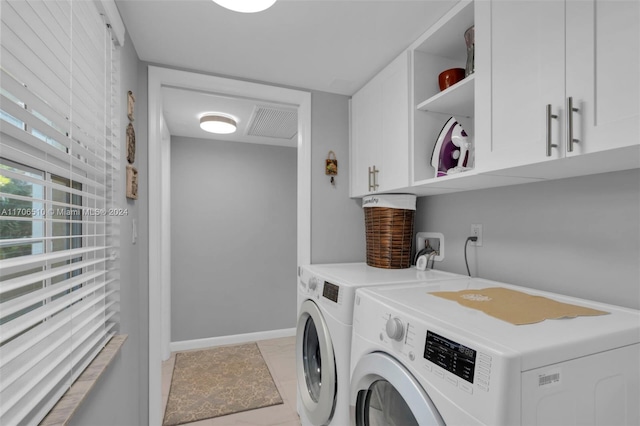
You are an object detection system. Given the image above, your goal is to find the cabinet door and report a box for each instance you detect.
[378,52,410,192]
[350,79,381,197]
[565,0,639,156]
[350,52,409,197]
[487,0,565,170]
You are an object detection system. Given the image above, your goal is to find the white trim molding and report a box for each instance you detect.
[170,328,296,353]
[97,0,126,46]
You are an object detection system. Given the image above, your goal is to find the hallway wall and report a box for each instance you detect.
[170,137,297,340]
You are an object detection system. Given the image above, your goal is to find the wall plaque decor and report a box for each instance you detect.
[126,165,138,200]
[127,90,135,122]
[126,123,136,164]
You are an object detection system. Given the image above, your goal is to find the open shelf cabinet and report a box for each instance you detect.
[411,0,475,185]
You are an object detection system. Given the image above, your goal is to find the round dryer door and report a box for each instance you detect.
[350,352,445,426]
[296,299,337,425]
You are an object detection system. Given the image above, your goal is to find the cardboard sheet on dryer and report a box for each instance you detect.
[430,287,609,325]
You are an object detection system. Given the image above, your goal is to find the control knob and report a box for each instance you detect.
[308,277,318,291]
[385,317,404,341]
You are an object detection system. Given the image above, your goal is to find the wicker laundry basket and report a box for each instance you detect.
[363,194,416,269]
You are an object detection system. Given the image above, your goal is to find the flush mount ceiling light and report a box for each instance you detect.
[212,0,277,13]
[200,114,237,134]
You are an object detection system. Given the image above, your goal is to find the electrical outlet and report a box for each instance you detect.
[471,224,483,246]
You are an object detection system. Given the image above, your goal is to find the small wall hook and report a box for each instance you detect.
[326,150,338,186]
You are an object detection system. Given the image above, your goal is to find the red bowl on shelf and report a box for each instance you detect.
[438,68,466,91]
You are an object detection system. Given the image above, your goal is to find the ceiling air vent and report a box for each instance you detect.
[246,105,298,140]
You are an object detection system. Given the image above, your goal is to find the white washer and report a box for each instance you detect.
[296,262,462,426]
[350,277,640,425]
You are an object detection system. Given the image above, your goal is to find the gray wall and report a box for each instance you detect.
[69,33,149,425]
[311,91,365,263]
[416,169,640,309]
[64,77,371,423]
[170,137,297,341]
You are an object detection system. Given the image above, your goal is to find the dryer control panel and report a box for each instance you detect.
[322,281,340,303]
[424,331,476,384]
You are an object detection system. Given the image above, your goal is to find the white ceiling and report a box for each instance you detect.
[116,0,458,143]
[161,86,300,146]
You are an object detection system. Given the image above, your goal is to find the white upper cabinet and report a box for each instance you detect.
[349,0,639,198]
[350,75,380,197]
[565,0,639,156]
[477,0,639,175]
[484,0,565,167]
[350,51,410,197]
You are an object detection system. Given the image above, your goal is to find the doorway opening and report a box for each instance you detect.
[148,66,311,425]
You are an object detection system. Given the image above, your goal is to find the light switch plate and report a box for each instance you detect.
[132,218,138,245]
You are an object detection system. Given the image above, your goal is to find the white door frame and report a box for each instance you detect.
[147,66,311,425]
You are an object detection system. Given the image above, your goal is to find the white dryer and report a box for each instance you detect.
[296,263,461,426]
[350,277,640,425]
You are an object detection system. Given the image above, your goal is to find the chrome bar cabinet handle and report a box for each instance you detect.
[372,165,379,191]
[369,164,378,192]
[566,97,579,152]
[368,166,379,192]
[546,104,558,157]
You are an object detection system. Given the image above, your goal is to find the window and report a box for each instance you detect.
[0,1,121,424]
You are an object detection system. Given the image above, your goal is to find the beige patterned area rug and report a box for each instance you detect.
[162,343,283,426]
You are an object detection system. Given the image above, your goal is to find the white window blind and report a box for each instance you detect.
[0,1,121,424]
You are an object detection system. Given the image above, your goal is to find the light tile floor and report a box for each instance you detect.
[162,336,301,426]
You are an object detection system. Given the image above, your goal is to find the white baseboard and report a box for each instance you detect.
[170,327,296,353]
